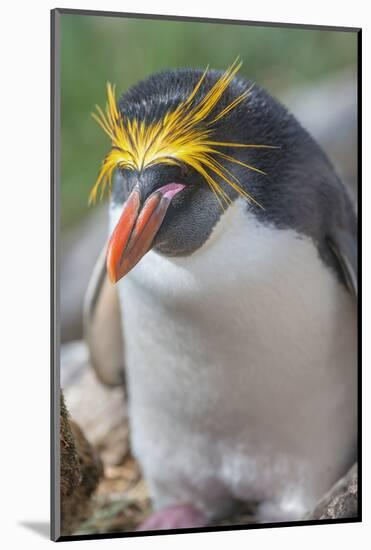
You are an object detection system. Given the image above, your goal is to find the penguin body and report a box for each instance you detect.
[110,197,356,522]
[85,61,357,526]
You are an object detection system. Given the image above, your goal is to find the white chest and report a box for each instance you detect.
[111,199,357,521]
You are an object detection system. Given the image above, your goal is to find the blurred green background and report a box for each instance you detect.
[60,14,357,231]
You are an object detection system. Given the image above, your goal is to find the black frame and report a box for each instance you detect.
[51,7,362,542]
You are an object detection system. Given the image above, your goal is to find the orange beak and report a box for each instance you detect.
[106,183,185,283]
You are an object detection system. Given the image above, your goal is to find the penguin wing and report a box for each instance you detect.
[83,245,126,387]
[327,189,357,298]
[328,228,357,298]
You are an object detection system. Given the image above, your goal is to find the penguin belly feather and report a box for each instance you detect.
[111,198,357,522]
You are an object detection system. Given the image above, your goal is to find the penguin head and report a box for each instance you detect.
[91,60,282,283]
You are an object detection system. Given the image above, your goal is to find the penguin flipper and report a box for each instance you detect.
[328,226,357,299]
[83,245,126,387]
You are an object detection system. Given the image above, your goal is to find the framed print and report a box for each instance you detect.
[51,8,361,542]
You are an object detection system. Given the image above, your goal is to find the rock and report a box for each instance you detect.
[306,463,358,520]
[61,340,129,466]
[60,392,103,535]
[285,70,357,198]
[61,206,108,343]
[60,391,80,501]
[61,342,148,534]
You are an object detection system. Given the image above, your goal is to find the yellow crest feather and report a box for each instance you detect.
[90,58,276,208]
